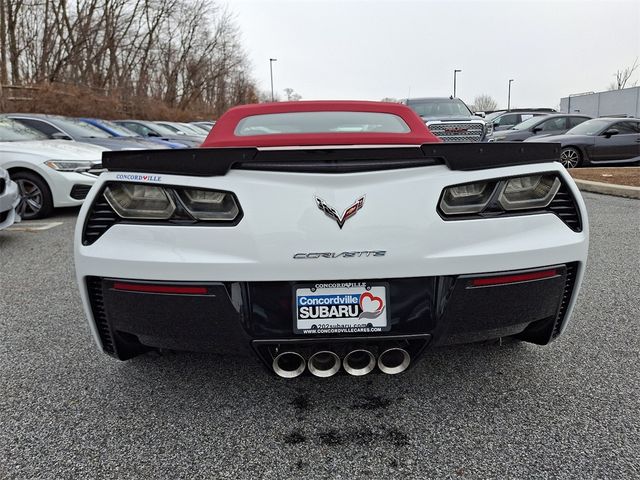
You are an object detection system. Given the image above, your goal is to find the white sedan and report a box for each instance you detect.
[0,118,106,219]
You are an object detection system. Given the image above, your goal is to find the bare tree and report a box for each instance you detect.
[283,87,301,101]
[0,0,7,84]
[4,0,24,83]
[258,89,280,102]
[471,94,498,112]
[0,0,258,117]
[608,57,639,90]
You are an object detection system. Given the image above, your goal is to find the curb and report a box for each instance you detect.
[573,179,640,200]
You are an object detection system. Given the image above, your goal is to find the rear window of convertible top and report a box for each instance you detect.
[234,111,411,136]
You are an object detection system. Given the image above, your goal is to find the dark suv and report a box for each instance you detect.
[402,97,489,142]
[485,109,556,131]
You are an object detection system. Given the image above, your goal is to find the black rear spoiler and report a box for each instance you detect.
[102,143,560,177]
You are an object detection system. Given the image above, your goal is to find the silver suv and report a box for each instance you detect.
[402,97,489,142]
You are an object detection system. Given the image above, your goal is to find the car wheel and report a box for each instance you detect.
[560,147,582,168]
[12,171,53,220]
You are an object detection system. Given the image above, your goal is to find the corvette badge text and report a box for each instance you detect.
[293,251,386,259]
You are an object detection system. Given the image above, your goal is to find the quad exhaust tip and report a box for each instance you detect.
[308,351,341,378]
[343,349,376,376]
[273,347,410,378]
[273,351,306,378]
[377,347,410,375]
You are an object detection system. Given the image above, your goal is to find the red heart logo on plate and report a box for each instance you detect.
[143,175,148,180]
[360,292,383,313]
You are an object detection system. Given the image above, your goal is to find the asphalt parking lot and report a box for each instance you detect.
[1,192,639,479]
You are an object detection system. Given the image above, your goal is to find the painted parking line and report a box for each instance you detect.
[6,221,64,232]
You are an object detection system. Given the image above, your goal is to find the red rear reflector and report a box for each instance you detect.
[471,269,558,287]
[112,282,208,295]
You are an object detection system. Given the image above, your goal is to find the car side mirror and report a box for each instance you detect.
[147,132,161,137]
[475,111,485,118]
[603,128,619,138]
[531,126,543,134]
[493,122,500,129]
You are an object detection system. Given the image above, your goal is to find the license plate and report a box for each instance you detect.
[294,282,389,334]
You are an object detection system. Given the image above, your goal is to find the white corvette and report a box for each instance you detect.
[0,118,106,219]
[74,101,588,378]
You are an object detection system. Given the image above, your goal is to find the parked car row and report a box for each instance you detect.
[0,113,215,222]
[113,120,204,147]
[525,117,640,168]
[484,108,557,131]
[399,99,639,167]
[485,112,640,168]
[82,119,188,149]
[5,114,213,150]
[0,103,637,226]
[488,114,592,142]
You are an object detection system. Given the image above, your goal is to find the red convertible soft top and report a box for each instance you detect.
[202,100,441,147]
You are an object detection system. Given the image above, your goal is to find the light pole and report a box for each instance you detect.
[507,79,514,111]
[269,58,277,102]
[453,69,462,98]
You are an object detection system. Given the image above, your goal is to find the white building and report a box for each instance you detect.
[560,86,640,118]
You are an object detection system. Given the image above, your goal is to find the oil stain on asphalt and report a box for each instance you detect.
[291,393,310,412]
[350,395,393,410]
[283,431,307,445]
[283,426,409,448]
[283,393,409,449]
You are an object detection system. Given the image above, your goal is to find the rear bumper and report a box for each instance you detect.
[83,263,580,369]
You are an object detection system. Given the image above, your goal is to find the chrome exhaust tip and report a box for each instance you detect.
[272,351,306,378]
[377,347,410,375]
[308,351,341,378]
[343,349,376,376]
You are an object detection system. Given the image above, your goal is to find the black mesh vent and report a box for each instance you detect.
[547,183,582,232]
[552,262,578,338]
[82,194,119,245]
[70,184,92,200]
[86,277,115,355]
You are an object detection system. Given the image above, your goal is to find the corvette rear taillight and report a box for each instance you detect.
[439,180,498,215]
[82,182,243,245]
[101,182,241,223]
[104,184,176,220]
[498,175,561,210]
[177,188,239,221]
[438,173,579,230]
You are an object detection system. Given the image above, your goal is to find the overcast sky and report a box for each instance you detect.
[224,0,640,109]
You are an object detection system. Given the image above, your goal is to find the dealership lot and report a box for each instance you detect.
[0,192,638,479]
